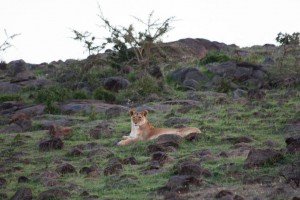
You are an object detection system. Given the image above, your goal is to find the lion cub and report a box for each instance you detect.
[118,109,201,145]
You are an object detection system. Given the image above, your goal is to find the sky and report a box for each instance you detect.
[1,0,300,64]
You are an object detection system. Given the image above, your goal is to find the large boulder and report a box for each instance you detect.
[244,148,283,168]
[0,82,22,93]
[170,67,208,90]
[206,61,237,76]
[10,71,36,83]
[103,76,129,92]
[7,60,27,76]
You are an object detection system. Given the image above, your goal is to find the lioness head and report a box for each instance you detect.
[129,109,148,126]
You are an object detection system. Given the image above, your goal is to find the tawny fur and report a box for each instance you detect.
[118,109,201,145]
[9,113,31,124]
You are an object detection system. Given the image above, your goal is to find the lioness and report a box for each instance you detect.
[117,109,201,145]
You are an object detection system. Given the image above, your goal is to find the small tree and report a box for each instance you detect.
[99,10,175,68]
[72,8,175,69]
[0,29,20,61]
[71,30,104,56]
[275,32,300,78]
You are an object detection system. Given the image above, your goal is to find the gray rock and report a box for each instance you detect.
[206,61,237,76]
[7,60,27,76]
[103,76,129,92]
[234,67,253,81]
[10,71,36,83]
[233,88,248,99]
[170,67,208,84]
[0,82,22,93]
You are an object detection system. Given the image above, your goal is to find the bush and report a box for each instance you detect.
[93,87,116,102]
[73,89,88,99]
[35,86,72,103]
[0,93,22,102]
[198,51,230,65]
[132,74,161,96]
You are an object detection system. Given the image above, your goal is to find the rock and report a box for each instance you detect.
[149,160,161,170]
[79,167,93,175]
[89,121,114,139]
[234,67,253,81]
[105,106,123,118]
[233,89,248,99]
[285,135,300,154]
[206,61,237,76]
[0,82,22,93]
[215,190,233,199]
[39,170,60,187]
[55,163,76,175]
[147,66,163,78]
[122,156,138,165]
[18,176,29,183]
[170,67,208,89]
[164,117,191,127]
[151,151,169,166]
[263,57,275,65]
[0,177,7,188]
[7,60,27,76]
[158,175,201,194]
[86,146,114,159]
[10,71,36,83]
[103,76,129,92]
[279,161,300,187]
[10,187,32,200]
[248,89,266,99]
[156,134,182,149]
[40,119,70,130]
[0,123,23,133]
[39,138,64,151]
[17,104,45,116]
[68,147,83,156]
[184,132,200,141]
[222,136,253,144]
[182,79,202,90]
[236,62,264,71]
[147,144,165,153]
[244,148,283,168]
[37,188,70,200]
[14,119,32,131]
[177,160,212,177]
[104,157,123,176]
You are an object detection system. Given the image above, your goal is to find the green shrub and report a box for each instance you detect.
[0,93,22,102]
[132,74,161,96]
[198,51,230,65]
[73,89,88,99]
[35,86,72,103]
[93,87,116,102]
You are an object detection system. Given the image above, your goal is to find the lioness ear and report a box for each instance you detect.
[129,109,135,116]
[143,110,149,116]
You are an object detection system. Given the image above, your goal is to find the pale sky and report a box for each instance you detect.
[1,0,300,64]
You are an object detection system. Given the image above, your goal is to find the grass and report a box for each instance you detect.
[0,88,299,199]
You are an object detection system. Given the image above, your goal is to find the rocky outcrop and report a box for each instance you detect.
[170,67,209,90]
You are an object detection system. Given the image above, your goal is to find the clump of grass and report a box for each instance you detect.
[0,93,22,102]
[198,50,230,65]
[93,87,116,102]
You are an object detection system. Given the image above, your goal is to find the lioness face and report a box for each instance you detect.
[129,109,148,126]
